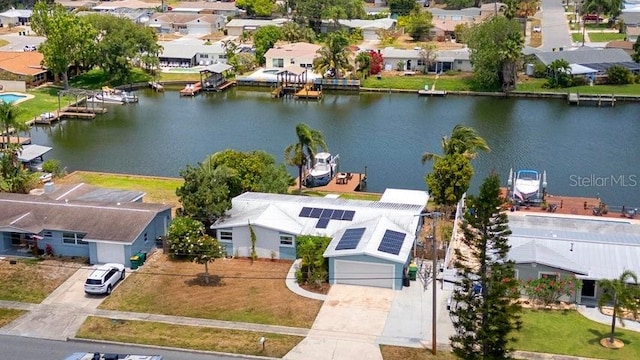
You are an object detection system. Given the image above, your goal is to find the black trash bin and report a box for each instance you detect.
[403,276,410,287]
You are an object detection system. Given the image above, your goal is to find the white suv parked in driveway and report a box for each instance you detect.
[84,263,125,295]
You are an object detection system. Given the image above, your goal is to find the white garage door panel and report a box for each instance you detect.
[334,260,395,289]
[96,242,125,264]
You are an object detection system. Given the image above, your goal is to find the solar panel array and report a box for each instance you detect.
[378,230,406,255]
[298,207,356,228]
[335,228,366,250]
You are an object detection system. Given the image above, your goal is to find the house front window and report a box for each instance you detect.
[62,232,87,245]
[280,233,294,247]
[218,229,233,242]
[417,59,425,66]
[273,58,284,67]
[539,272,558,281]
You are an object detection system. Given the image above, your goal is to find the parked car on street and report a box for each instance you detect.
[84,263,125,295]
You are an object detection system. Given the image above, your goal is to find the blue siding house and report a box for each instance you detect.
[0,192,171,267]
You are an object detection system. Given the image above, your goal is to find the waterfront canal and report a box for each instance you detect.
[27,88,640,207]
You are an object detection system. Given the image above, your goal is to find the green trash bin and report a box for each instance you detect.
[137,252,146,264]
[408,263,418,281]
[130,255,140,270]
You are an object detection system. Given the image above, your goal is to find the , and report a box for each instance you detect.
[84,263,125,295]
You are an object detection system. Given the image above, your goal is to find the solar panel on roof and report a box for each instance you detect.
[378,230,406,255]
[299,207,312,217]
[316,218,330,229]
[320,209,334,218]
[331,209,345,220]
[335,228,366,250]
[342,210,355,221]
[309,208,323,218]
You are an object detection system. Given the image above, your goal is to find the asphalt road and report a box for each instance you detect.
[540,0,573,51]
[0,334,263,360]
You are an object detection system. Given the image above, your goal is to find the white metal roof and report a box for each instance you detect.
[379,188,429,207]
[212,191,424,245]
[18,144,52,162]
[508,214,640,280]
[323,217,414,263]
[202,63,232,73]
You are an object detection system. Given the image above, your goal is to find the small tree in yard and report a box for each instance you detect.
[167,216,224,284]
[607,65,633,85]
[249,222,258,262]
[295,235,331,288]
[598,270,640,346]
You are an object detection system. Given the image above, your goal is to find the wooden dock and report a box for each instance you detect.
[60,111,96,120]
[66,106,107,114]
[0,136,31,146]
[271,85,284,98]
[180,82,202,96]
[149,81,164,92]
[292,172,368,193]
[295,85,322,99]
[568,93,615,106]
[216,80,236,92]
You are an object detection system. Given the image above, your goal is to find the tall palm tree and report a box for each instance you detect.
[0,101,26,148]
[355,51,371,79]
[421,124,490,164]
[312,31,352,79]
[598,270,640,345]
[284,123,328,191]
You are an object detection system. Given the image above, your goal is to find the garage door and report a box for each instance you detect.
[96,242,125,264]
[333,259,395,289]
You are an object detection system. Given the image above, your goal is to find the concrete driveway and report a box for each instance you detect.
[285,284,395,360]
[1,267,109,340]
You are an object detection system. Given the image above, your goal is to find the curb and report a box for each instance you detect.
[67,337,280,360]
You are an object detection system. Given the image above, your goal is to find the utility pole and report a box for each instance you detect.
[416,211,442,355]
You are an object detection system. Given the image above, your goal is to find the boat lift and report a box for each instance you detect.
[507,168,547,205]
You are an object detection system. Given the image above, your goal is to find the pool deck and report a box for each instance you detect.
[0,92,35,105]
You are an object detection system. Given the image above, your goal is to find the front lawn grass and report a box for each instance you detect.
[56,171,183,210]
[572,32,585,42]
[99,255,323,328]
[587,32,625,42]
[380,345,457,360]
[77,316,303,358]
[361,74,474,91]
[529,19,542,48]
[0,258,81,303]
[0,308,26,327]
[512,309,640,359]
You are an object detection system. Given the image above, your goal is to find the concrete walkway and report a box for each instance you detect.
[285,259,327,301]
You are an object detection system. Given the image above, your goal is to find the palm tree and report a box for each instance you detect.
[355,51,371,79]
[284,123,328,191]
[421,124,490,164]
[312,31,352,79]
[598,270,640,345]
[0,101,26,148]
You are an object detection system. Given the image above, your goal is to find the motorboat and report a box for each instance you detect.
[305,152,339,187]
[89,87,139,104]
[508,168,546,203]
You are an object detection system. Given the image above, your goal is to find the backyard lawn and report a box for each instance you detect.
[99,254,323,328]
[512,309,640,359]
[77,317,303,358]
[0,258,81,303]
[361,73,473,91]
[57,171,183,210]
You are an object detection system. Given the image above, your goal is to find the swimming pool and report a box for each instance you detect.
[0,93,28,104]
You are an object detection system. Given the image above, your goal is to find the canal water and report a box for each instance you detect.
[27,89,640,208]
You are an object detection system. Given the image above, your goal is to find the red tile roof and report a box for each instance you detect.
[0,51,46,75]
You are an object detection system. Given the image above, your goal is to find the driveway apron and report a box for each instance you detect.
[284,284,395,360]
[0,267,106,340]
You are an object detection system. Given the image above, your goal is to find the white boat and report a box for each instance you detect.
[305,152,339,187]
[508,168,546,203]
[89,88,139,104]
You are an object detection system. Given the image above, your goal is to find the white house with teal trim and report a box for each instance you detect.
[211,189,428,290]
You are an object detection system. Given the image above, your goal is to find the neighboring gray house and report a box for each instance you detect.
[321,18,397,41]
[0,9,32,26]
[0,192,171,267]
[619,11,640,42]
[211,189,428,290]
[508,214,640,304]
[533,48,640,76]
[158,39,228,67]
[428,7,480,40]
[379,47,471,73]
[225,18,289,37]
[171,1,241,18]
[149,13,226,35]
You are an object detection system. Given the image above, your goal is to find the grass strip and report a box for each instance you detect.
[0,308,26,327]
[380,345,457,360]
[512,309,640,359]
[77,316,303,358]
